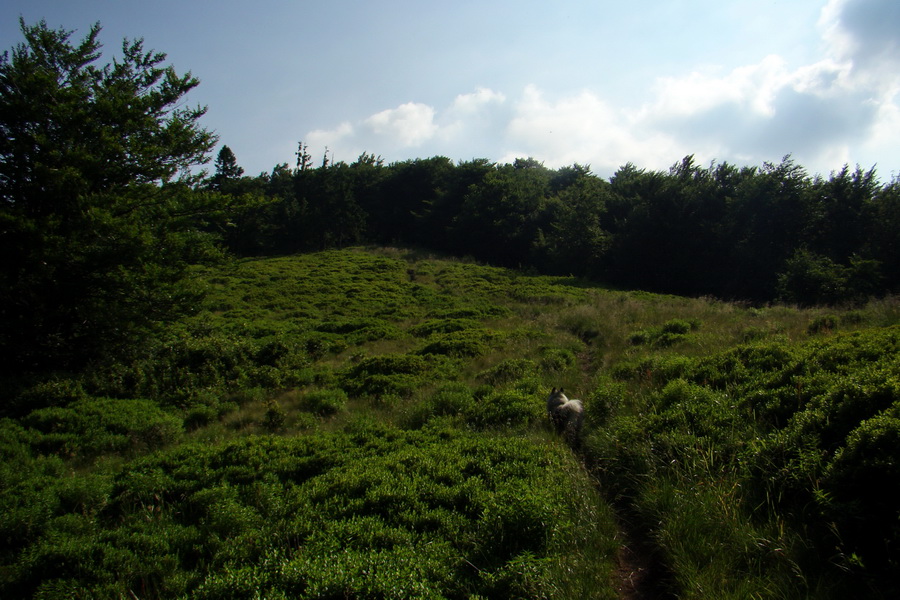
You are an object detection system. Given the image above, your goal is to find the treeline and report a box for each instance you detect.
[214,148,900,305]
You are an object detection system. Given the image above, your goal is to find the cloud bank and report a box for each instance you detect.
[305,0,900,178]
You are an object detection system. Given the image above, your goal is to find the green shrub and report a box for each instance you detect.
[14,379,87,415]
[341,354,431,399]
[661,318,699,335]
[262,399,286,432]
[410,318,484,337]
[23,398,182,457]
[629,319,699,348]
[300,389,348,416]
[23,427,609,599]
[820,414,900,568]
[477,359,537,386]
[539,347,577,372]
[418,329,496,357]
[428,383,476,416]
[808,314,838,335]
[469,390,542,427]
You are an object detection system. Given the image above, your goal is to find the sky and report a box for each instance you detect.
[2,0,899,180]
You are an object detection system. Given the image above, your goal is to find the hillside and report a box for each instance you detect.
[2,247,899,599]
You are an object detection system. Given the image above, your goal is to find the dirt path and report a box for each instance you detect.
[574,349,675,600]
[610,511,676,600]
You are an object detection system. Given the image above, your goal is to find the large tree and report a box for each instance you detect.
[0,19,218,375]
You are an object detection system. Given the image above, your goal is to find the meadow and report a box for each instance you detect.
[2,247,899,599]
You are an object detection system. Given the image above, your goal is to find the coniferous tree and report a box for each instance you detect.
[0,19,218,375]
[211,145,244,188]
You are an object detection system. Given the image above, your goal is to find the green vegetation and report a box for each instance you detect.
[4,18,900,600]
[214,148,900,306]
[2,248,898,598]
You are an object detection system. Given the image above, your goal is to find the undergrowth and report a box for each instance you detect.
[3,247,898,598]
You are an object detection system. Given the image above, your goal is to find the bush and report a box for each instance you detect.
[808,314,838,335]
[477,359,537,386]
[341,354,432,399]
[0,427,612,599]
[629,319,699,347]
[262,399,286,432]
[776,250,855,306]
[300,389,348,416]
[469,390,542,427]
[539,347,577,372]
[418,330,497,357]
[22,398,182,457]
[410,318,484,337]
[821,414,900,568]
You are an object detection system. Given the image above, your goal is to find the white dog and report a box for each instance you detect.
[547,387,584,443]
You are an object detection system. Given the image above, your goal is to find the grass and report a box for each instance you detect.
[3,246,899,599]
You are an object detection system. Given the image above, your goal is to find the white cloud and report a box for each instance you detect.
[364,102,437,147]
[449,87,506,114]
[303,1,900,179]
[502,85,683,172]
[646,56,794,119]
[306,121,354,149]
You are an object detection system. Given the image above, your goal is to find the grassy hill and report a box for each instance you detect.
[2,247,899,599]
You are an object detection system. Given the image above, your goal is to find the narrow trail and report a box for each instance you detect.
[574,443,676,600]
[573,349,676,600]
[608,507,677,600]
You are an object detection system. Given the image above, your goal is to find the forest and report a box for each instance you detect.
[2,18,900,599]
[214,144,900,308]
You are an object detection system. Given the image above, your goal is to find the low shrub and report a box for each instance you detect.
[418,329,498,357]
[807,314,838,335]
[477,359,537,386]
[410,318,484,337]
[629,319,699,347]
[22,398,182,457]
[262,399,286,432]
[468,390,542,427]
[341,354,433,399]
[539,347,577,372]
[300,388,348,416]
[1,426,616,599]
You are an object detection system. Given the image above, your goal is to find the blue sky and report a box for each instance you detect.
[2,0,899,179]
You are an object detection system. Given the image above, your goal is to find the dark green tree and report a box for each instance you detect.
[804,165,878,263]
[723,156,809,300]
[0,19,218,375]
[451,159,552,266]
[868,175,900,291]
[540,166,613,278]
[210,144,244,189]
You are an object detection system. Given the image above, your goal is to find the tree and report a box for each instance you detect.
[0,19,218,376]
[211,145,244,189]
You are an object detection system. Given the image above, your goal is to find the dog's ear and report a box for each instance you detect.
[560,388,564,393]
[551,387,557,394]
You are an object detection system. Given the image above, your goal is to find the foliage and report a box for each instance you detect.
[1,425,614,599]
[0,19,227,375]
[593,325,900,598]
[2,243,899,597]
[5,13,900,600]
[22,397,182,457]
[213,149,899,304]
